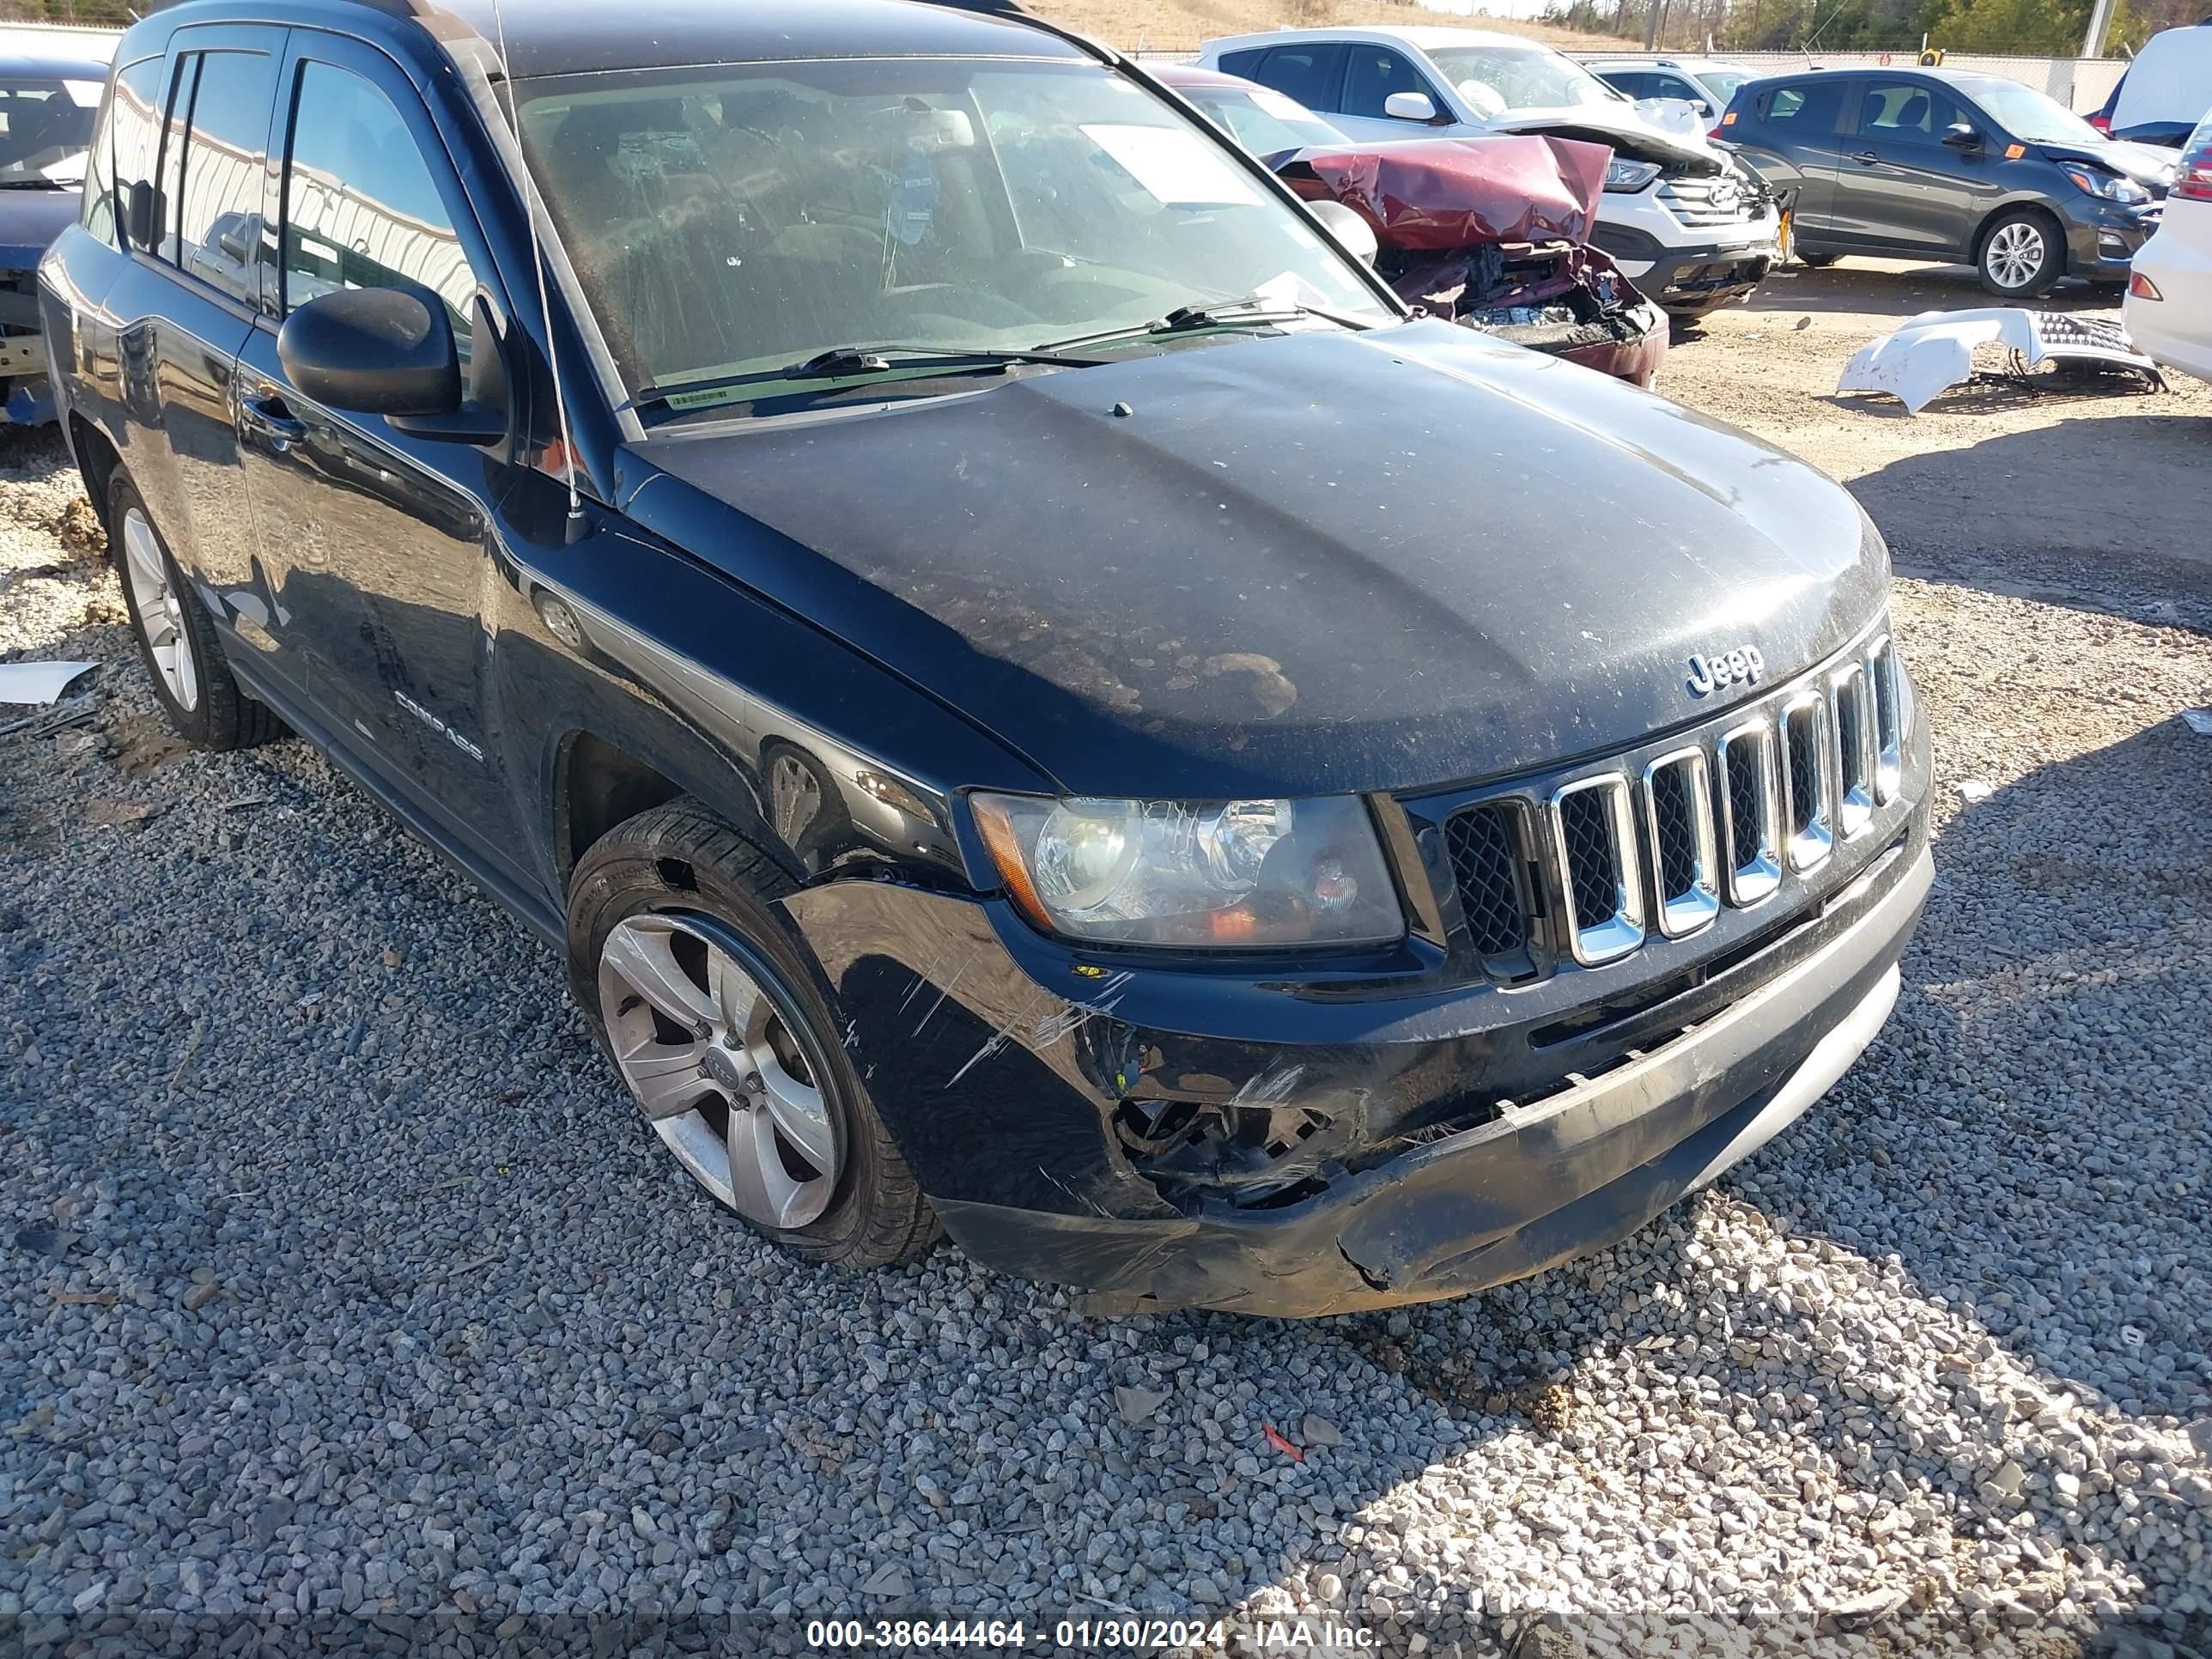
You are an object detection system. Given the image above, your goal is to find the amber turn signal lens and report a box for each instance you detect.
[970,794,1053,931]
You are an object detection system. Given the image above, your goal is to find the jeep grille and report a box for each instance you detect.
[1431,625,1907,979]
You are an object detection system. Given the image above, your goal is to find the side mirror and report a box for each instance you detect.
[125,179,161,252]
[1942,122,1982,149]
[1382,90,1439,124]
[278,286,460,417]
[1306,198,1378,266]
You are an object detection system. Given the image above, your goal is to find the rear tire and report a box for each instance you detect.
[107,472,283,750]
[1977,208,2063,298]
[567,799,937,1269]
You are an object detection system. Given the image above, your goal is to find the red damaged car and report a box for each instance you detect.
[1156,64,1668,387]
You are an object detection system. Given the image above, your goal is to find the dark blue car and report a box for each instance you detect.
[37,0,1931,1316]
[0,52,109,423]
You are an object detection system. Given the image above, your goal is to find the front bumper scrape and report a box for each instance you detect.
[781,832,1930,1318]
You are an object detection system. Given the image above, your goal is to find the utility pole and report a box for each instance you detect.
[2081,0,2116,56]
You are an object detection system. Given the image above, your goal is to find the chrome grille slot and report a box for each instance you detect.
[1867,634,1903,803]
[1656,173,1758,228]
[1549,775,1645,965]
[1831,662,1875,839]
[1443,802,1531,959]
[1779,692,1834,872]
[1641,748,1719,938]
[1714,722,1782,907]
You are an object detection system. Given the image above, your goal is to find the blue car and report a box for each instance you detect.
[0,53,110,424]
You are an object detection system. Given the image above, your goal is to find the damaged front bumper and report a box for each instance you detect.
[1593,224,1781,316]
[781,745,1931,1316]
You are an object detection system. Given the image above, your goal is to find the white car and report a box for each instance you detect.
[1197,25,1783,316]
[2123,111,2212,385]
[1583,54,1756,125]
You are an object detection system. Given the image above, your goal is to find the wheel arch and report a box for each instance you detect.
[67,412,122,550]
[1970,195,2065,264]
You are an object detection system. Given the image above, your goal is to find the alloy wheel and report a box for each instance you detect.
[119,507,200,712]
[597,913,837,1227]
[1984,222,2046,290]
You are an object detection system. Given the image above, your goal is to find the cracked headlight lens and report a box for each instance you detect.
[970,793,1404,950]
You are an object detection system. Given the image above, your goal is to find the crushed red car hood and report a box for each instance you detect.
[1278,136,1611,251]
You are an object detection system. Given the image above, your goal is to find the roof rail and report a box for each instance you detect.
[909,0,1127,67]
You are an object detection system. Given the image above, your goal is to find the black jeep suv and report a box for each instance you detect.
[40,0,1930,1316]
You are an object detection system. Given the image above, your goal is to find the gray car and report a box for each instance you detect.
[1719,67,2177,295]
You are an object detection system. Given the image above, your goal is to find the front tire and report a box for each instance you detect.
[1978,209,2063,298]
[108,473,281,750]
[566,799,936,1269]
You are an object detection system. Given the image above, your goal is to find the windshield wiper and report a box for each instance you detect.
[1034,294,1376,355]
[635,344,1110,411]
[0,179,75,191]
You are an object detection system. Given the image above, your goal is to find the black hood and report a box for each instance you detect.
[621,321,1881,799]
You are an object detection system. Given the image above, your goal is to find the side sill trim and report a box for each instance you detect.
[226,660,567,950]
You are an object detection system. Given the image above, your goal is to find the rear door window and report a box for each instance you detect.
[1603,70,1654,99]
[1251,45,1345,112]
[1215,48,1265,80]
[165,46,281,304]
[1341,46,1441,118]
[1761,79,1845,132]
[1856,80,1960,143]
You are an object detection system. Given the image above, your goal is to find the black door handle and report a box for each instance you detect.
[241,392,307,448]
[1849,149,1880,165]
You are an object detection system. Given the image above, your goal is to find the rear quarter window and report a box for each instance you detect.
[1761,79,1844,131]
[106,57,165,251]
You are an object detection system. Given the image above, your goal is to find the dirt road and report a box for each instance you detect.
[1662,258,2212,577]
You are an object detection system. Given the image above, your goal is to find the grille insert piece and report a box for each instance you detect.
[1549,775,1644,965]
[1715,722,1782,907]
[1779,692,1834,872]
[1641,748,1719,938]
[1831,662,1875,839]
[1867,635,1904,803]
[1443,803,1530,958]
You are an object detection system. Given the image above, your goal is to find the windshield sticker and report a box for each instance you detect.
[1081,124,1261,207]
[896,145,937,246]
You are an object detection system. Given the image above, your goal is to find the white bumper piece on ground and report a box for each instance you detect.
[1838,307,2165,414]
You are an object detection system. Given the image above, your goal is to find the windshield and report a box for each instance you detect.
[1698,69,1749,105]
[1182,83,1347,155]
[0,77,101,186]
[1956,76,2103,145]
[516,58,1391,408]
[1424,46,1627,118]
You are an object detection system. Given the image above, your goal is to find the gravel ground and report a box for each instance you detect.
[3,295,2211,1659]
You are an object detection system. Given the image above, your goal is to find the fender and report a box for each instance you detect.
[478,505,1054,903]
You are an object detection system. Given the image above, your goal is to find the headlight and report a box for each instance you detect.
[2064,166,2149,205]
[970,793,1404,950]
[1604,158,1662,193]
